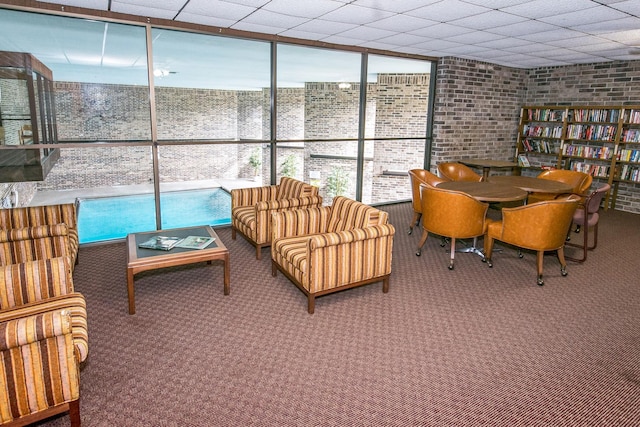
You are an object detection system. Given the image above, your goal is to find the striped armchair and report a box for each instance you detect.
[0,203,79,266]
[271,196,395,314]
[0,256,88,426]
[231,177,322,259]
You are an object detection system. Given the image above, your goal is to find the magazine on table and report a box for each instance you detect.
[138,235,183,251]
[175,235,215,250]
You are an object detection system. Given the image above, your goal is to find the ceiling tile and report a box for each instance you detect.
[278,29,328,41]
[502,0,598,19]
[318,4,395,25]
[517,29,585,43]
[375,33,432,47]
[459,0,530,7]
[176,13,237,28]
[336,26,396,41]
[405,0,490,22]
[290,19,359,35]
[539,6,629,27]
[231,21,287,34]
[487,20,558,37]
[351,0,442,14]
[36,0,109,9]
[262,0,343,19]
[609,0,640,14]
[366,14,439,32]
[320,35,369,46]
[409,23,475,39]
[182,0,256,20]
[445,31,506,45]
[242,9,309,28]
[219,0,270,6]
[111,3,177,19]
[450,11,528,31]
[572,17,640,34]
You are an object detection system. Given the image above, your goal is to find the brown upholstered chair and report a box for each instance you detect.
[0,224,72,266]
[0,256,88,426]
[437,162,483,182]
[483,197,579,286]
[565,183,610,262]
[527,169,592,204]
[271,196,395,314]
[407,169,446,235]
[416,184,491,270]
[231,177,322,259]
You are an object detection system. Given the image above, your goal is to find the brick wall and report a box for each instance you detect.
[433,57,527,172]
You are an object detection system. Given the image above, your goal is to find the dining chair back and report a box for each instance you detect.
[528,169,592,204]
[407,169,446,235]
[416,184,490,270]
[565,183,610,262]
[437,162,483,182]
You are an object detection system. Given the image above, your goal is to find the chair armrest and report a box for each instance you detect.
[231,185,278,207]
[0,309,72,351]
[271,206,332,240]
[308,224,396,249]
[256,195,323,212]
[0,224,69,242]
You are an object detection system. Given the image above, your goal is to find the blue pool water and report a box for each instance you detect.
[77,188,231,244]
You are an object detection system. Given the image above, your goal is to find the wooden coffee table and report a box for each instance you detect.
[126,225,229,314]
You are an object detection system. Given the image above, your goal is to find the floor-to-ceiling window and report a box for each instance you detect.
[0,5,434,242]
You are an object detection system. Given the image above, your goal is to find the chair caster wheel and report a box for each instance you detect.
[561,267,568,277]
[416,250,421,256]
[518,252,524,259]
[483,258,492,268]
[448,264,454,270]
[408,229,413,235]
[537,276,544,286]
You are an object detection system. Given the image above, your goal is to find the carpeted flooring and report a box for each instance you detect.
[37,202,640,426]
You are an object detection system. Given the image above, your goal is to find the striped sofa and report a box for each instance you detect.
[271,196,395,314]
[232,177,322,260]
[0,203,79,266]
[0,256,88,426]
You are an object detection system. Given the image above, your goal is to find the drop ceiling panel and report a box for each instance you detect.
[262,0,343,18]
[181,0,256,21]
[317,4,395,25]
[406,0,490,22]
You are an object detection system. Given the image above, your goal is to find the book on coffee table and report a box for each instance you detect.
[175,235,215,250]
[138,236,183,251]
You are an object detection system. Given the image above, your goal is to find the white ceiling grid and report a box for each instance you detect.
[21,0,640,70]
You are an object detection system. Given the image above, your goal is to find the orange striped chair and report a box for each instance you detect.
[231,177,322,260]
[0,256,88,426]
[271,196,395,314]
[0,203,79,266]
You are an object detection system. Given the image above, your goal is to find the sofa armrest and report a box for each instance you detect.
[271,206,332,240]
[0,308,72,351]
[231,185,278,207]
[307,224,396,249]
[0,224,69,242]
[256,195,323,212]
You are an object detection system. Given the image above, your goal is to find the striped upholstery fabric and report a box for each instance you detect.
[271,197,395,313]
[0,225,71,266]
[0,204,79,266]
[231,178,322,259]
[0,309,80,424]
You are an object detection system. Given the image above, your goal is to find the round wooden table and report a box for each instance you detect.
[487,175,573,194]
[436,181,528,203]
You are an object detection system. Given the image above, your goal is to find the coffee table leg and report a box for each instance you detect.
[223,253,230,295]
[127,268,136,314]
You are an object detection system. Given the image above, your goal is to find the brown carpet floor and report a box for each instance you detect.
[37,202,640,426]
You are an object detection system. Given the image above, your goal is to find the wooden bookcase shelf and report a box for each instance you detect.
[516,105,640,210]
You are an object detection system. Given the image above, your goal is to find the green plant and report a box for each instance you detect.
[280,154,298,178]
[248,148,262,176]
[326,166,348,198]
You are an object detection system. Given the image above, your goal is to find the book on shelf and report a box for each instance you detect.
[517,154,530,167]
[175,235,215,250]
[138,235,183,251]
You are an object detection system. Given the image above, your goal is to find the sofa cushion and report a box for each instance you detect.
[276,177,317,200]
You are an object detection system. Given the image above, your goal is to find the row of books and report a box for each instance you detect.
[566,124,617,141]
[521,138,555,153]
[621,129,640,142]
[525,108,565,122]
[562,144,613,160]
[618,149,640,163]
[618,165,640,182]
[522,125,563,138]
[571,108,620,123]
[569,161,609,178]
[624,109,640,124]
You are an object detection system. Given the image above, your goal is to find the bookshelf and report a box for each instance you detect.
[516,105,640,209]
